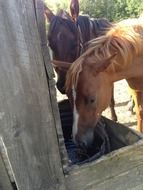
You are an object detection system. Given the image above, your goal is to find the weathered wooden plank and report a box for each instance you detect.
[0,137,15,184]
[66,140,143,190]
[0,155,13,190]
[34,0,54,79]
[34,0,69,169]
[0,0,66,189]
[93,164,143,190]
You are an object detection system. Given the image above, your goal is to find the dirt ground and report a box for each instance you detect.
[56,78,137,131]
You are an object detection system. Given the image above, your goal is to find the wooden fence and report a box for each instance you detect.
[0,0,66,189]
[1,1,143,190]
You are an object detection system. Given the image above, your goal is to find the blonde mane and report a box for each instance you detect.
[65,17,143,93]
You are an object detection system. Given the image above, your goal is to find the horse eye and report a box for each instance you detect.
[89,98,95,104]
[84,97,95,105]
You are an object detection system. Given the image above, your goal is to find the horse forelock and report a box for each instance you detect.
[65,56,83,94]
[65,46,96,93]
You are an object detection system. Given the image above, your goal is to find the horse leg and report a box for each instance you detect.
[136,92,143,132]
[127,95,135,114]
[130,89,143,132]
[110,86,117,121]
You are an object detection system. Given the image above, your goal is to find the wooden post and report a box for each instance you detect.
[0,154,13,190]
[34,0,69,170]
[0,0,66,189]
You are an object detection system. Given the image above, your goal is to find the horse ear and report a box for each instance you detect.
[95,53,117,73]
[52,60,71,71]
[44,4,55,22]
[87,53,117,73]
[57,9,72,20]
[70,0,79,22]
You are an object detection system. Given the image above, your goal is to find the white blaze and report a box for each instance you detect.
[72,86,79,141]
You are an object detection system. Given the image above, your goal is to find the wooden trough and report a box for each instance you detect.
[58,99,143,190]
[1,0,143,190]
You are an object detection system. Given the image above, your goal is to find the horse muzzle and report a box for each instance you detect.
[75,128,95,149]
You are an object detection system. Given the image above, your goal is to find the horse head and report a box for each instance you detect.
[66,52,116,148]
[44,3,80,94]
[44,1,112,95]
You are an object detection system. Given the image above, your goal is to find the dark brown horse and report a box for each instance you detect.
[44,1,117,121]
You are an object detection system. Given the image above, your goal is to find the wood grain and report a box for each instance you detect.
[34,0,69,169]
[66,139,143,190]
[0,0,65,189]
[0,155,13,190]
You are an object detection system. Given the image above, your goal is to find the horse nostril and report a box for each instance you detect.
[76,129,94,149]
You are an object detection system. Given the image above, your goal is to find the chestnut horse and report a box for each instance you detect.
[44,3,117,121]
[66,17,143,148]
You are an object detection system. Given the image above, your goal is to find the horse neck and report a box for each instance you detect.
[107,66,128,83]
[77,16,92,44]
[89,18,112,39]
[77,16,112,45]
[107,55,135,83]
